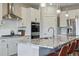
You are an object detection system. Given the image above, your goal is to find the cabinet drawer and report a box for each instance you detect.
[1,39,7,43]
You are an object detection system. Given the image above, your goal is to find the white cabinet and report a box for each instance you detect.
[76,18,79,35]
[30,8,40,22]
[0,37,18,56]
[40,7,57,38]
[0,40,2,56]
[21,7,40,23]
[60,11,67,27]
[21,7,40,35]
[31,44,39,56]
[41,6,56,17]
[1,39,7,56]
[7,38,18,56]
[18,43,39,56]
[42,16,57,37]
[0,39,7,56]
[0,3,2,25]
[21,7,31,35]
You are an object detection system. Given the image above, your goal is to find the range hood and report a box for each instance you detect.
[2,3,22,20]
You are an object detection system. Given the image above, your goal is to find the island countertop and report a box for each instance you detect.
[18,35,79,49]
[18,35,79,56]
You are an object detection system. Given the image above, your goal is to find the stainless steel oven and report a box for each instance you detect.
[31,22,40,39]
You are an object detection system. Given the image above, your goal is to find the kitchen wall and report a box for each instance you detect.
[0,19,22,36]
[21,7,40,36]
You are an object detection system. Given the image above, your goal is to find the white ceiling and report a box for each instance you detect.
[52,3,77,7]
[28,3,77,7]
[27,3,79,11]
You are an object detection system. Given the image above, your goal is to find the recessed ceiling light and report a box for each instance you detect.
[40,3,46,7]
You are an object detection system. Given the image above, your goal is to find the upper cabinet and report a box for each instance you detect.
[40,7,57,38]
[29,8,40,22]
[21,7,40,35]
[41,6,57,17]
[0,3,2,25]
[60,11,67,27]
[21,7,40,25]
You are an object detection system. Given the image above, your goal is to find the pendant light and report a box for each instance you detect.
[57,9,61,14]
[56,4,61,14]
[65,13,69,17]
[65,8,69,17]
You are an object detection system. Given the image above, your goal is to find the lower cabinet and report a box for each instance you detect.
[0,40,3,56]
[0,38,18,56]
[18,43,39,56]
[0,39,7,56]
[7,39,17,56]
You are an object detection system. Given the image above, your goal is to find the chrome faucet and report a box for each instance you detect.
[48,27,54,38]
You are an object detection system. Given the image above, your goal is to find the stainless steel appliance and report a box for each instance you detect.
[67,19,76,35]
[18,30,25,36]
[2,3,22,20]
[31,22,40,39]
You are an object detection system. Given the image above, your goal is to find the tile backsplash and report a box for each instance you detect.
[0,19,22,37]
[0,28,18,36]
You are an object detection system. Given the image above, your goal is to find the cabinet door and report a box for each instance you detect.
[7,39,17,56]
[0,39,7,56]
[0,40,2,56]
[18,43,39,56]
[35,9,40,22]
[31,8,40,22]
[0,4,2,25]
[42,7,56,17]
[31,45,39,56]
[42,16,57,37]
[60,11,67,27]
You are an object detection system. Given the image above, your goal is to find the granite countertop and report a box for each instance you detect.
[18,35,79,48]
[0,35,25,39]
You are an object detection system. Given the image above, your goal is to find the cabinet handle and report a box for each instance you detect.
[1,40,5,42]
[16,43,18,46]
[7,44,8,48]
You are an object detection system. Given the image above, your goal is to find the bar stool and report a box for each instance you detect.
[47,45,69,56]
[67,40,76,56]
[74,40,79,56]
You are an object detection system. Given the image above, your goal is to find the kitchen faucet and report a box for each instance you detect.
[48,27,55,38]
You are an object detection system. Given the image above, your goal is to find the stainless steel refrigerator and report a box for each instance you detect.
[67,19,76,36]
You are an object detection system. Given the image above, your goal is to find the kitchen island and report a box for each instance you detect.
[18,35,79,56]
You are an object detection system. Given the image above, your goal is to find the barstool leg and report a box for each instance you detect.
[73,52,76,56]
[74,52,79,56]
[76,52,79,56]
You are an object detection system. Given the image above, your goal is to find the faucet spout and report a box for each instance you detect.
[48,27,54,38]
